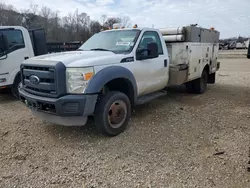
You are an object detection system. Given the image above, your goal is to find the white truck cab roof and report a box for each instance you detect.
[102,27,160,32]
[0,26,27,31]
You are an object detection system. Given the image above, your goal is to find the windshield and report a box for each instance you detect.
[79,30,140,54]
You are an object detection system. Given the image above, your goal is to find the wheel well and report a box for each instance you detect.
[103,78,135,105]
[13,72,21,86]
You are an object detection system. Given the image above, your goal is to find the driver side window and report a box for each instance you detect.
[1,29,25,53]
[137,31,163,55]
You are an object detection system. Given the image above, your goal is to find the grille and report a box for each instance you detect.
[22,65,57,97]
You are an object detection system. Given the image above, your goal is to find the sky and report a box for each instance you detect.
[4,0,250,38]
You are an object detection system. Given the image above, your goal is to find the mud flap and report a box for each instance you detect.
[208,72,216,84]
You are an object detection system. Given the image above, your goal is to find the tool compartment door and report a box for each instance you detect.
[187,43,203,80]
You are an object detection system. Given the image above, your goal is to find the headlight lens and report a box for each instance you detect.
[66,67,94,93]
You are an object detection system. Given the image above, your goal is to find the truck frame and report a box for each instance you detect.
[17,24,220,136]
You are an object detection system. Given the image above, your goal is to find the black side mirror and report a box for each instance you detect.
[0,33,8,55]
[147,42,158,59]
[136,48,149,60]
[136,42,159,60]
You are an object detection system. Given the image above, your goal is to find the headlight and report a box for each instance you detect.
[66,67,94,93]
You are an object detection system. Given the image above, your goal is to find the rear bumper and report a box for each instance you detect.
[19,88,98,126]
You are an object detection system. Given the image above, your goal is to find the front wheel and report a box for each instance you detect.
[94,91,131,136]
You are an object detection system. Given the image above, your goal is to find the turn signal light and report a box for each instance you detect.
[84,72,94,80]
[133,24,138,28]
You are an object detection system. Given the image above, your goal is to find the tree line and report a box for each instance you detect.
[0,3,132,42]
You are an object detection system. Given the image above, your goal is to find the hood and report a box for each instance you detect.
[30,51,128,67]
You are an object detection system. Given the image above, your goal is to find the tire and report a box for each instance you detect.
[11,74,21,99]
[94,91,131,136]
[185,82,194,93]
[192,69,208,94]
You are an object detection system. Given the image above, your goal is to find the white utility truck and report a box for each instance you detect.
[19,24,220,136]
[0,26,81,98]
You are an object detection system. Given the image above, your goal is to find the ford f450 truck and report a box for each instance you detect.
[19,24,220,136]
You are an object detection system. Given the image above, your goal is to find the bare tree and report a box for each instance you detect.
[29,3,39,15]
[0,3,22,26]
[104,17,121,28]
[0,3,4,25]
[62,12,76,40]
[40,6,51,34]
[49,10,61,41]
[78,12,90,28]
[120,16,132,27]
[20,3,41,29]
[90,21,102,34]
[0,3,109,42]
[100,14,107,27]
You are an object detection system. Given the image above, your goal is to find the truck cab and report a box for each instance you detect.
[19,25,220,136]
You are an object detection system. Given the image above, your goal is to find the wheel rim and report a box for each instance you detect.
[108,100,127,129]
[18,82,22,90]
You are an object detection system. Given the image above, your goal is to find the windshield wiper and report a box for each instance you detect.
[90,48,112,52]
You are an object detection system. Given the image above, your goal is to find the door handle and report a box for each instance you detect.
[24,57,29,60]
[164,59,168,67]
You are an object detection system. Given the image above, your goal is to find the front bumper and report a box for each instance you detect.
[19,88,98,126]
[0,74,10,88]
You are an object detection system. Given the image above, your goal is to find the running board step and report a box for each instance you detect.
[135,90,167,105]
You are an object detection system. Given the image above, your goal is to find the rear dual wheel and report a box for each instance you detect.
[185,69,208,94]
[94,91,131,136]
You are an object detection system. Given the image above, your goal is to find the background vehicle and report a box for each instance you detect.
[248,42,250,59]
[0,26,82,98]
[19,24,220,136]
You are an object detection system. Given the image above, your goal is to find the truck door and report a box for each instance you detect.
[0,28,30,87]
[134,31,168,96]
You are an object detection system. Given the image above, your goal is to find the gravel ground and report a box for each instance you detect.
[1,58,250,188]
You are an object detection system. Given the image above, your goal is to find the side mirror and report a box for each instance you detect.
[136,42,159,60]
[147,42,158,59]
[0,33,8,56]
[136,48,149,60]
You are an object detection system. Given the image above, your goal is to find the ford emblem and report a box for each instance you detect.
[29,75,40,85]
